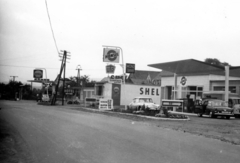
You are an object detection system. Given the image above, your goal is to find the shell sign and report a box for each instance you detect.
[33,69,43,79]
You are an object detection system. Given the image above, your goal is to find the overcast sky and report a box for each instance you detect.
[1,0,240,84]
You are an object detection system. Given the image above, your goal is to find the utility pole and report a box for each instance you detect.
[10,76,18,82]
[76,65,82,100]
[51,50,71,105]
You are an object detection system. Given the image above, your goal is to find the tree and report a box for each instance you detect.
[204,58,231,67]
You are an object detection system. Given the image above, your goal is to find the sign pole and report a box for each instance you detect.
[102,45,125,84]
[36,68,48,96]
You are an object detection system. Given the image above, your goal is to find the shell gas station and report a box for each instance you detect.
[29,47,240,111]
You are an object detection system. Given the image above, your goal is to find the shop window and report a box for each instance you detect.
[197,87,203,98]
[213,86,236,93]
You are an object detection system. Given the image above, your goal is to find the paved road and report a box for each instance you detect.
[0,100,239,163]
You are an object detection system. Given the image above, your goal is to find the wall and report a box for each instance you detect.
[161,75,210,99]
[102,83,112,99]
[121,84,161,106]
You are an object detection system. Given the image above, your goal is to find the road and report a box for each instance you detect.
[0,100,239,163]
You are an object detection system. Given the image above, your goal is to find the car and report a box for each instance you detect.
[233,104,240,118]
[228,97,240,108]
[196,99,233,119]
[127,97,160,111]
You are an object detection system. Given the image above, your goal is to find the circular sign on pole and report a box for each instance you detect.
[34,69,43,79]
[103,48,120,63]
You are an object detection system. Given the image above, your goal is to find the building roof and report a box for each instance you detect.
[128,70,161,85]
[148,59,240,77]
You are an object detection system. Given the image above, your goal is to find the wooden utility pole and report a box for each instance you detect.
[51,50,70,105]
[76,65,82,99]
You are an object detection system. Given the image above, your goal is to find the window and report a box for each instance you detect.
[96,86,103,96]
[213,86,236,93]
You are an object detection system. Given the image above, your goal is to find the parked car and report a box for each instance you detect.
[127,97,160,111]
[228,97,240,108]
[233,104,240,118]
[196,99,233,119]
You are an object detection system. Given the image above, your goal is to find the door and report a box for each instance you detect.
[111,84,121,106]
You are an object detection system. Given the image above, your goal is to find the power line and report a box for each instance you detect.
[0,64,104,71]
[45,0,60,54]
[0,64,59,69]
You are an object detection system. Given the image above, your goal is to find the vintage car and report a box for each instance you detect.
[196,99,233,119]
[233,104,240,118]
[127,97,160,111]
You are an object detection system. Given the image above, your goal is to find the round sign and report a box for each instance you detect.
[180,76,187,86]
[107,50,118,61]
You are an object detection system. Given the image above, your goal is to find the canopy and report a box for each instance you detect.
[148,59,225,74]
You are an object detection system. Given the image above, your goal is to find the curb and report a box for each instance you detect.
[67,105,190,121]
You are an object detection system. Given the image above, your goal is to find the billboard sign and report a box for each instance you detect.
[103,48,120,63]
[126,63,135,73]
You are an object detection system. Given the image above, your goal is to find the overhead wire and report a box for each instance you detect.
[0,64,104,71]
[45,0,60,54]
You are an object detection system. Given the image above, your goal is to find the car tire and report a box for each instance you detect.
[138,106,141,111]
[197,113,202,117]
[226,116,230,119]
[210,112,216,118]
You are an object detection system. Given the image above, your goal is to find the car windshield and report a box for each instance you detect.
[139,98,153,103]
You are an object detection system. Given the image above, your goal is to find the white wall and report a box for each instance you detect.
[161,75,210,91]
[161,75,210,99]
[121,84,161,106]
[103,83,112,99]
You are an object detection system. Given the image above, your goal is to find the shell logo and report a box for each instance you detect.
[180,76,187,86]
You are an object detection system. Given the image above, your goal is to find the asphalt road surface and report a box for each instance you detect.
[0,100,239,163]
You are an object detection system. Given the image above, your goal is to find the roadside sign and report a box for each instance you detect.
[106,64,116,74]
[64,89,74,95]
[34,69,43,79]
[99,98,113,110]
[162,99,183,107]
[103,48,120,63]
[109,78,122,84]
[126,63,135,73]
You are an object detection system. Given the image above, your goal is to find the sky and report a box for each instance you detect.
[1,0,240,85]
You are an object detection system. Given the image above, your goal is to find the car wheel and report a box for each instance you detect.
[210,111,216,118]
[226,116,230,119]
[138,106,141,111]
[197,113,202,117]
